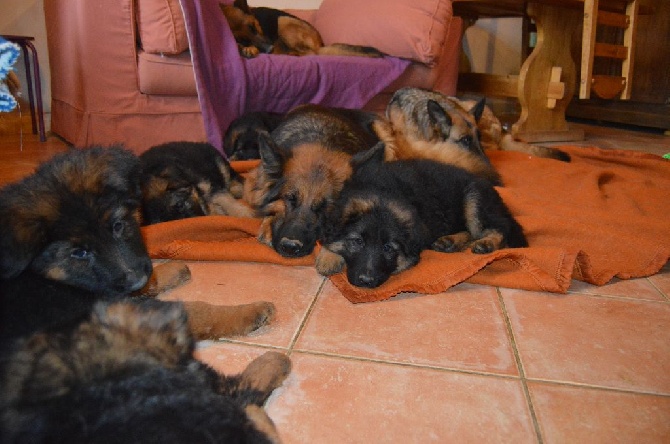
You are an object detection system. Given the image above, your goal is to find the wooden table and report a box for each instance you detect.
[453,0,642,142]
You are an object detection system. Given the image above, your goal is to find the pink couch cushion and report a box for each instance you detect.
[136,0,189,55]
[313,0,452,66]
[138,50,197,95]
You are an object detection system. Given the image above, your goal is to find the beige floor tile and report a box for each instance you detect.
[159,261,324,347]
[295,281,519,375]
[529,382,670,443]
[569,276,666,301]
[649,263,670,300]
[267,352,537,444]
[502,289,670,394]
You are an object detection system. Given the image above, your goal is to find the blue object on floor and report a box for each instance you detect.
[0,36,20,112]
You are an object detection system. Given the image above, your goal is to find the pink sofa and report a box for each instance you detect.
[44,0,462,155]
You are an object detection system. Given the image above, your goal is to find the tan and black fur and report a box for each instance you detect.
[1,298,289,443]
[0,146,275,345]
[224,111,285,160]
[140,141,253,224]
[380,87,570,185]
[244,104,384,258]
[222,0,383,58]
[317,144,528,288]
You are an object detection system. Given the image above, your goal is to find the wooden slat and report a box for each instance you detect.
[594,42,629,59]
[620,0,639,99]
[596,10,629,28]
[457,73,519,98]
[580,0,599,99]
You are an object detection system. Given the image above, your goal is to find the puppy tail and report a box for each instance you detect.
[318,43,385,58]
[500,134,571,162]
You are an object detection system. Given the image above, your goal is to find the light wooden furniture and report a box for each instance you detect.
[567,0,667,130]
[453,0,649,142]
[580,0,639,100]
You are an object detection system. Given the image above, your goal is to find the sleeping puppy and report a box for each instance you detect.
[140,141,254,224]
[1,298,289,443]
[243,104,385,258]
[317,143,528,288]
[378,87,570,185]
[224,111,285,160]
[222,0,384,58]
[0,146,275,345]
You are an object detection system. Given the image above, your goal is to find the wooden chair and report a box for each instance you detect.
[579,0,639,99]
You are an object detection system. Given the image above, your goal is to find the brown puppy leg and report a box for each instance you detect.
[239,351,291,395]
[135,261,192,298]
[183,301,276,340]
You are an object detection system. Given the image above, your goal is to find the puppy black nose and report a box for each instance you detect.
[278,238,304,257]
[354,273,378,288]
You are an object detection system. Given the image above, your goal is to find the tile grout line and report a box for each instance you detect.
[565,288,669,304]
[497,287,544,444]
[285,277,328,355]
[525,377,670,398]
[647,277,670,302]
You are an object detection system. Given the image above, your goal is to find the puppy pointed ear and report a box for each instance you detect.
[351,141,385,169]
[258,132,284,179]
[0,214,44,279]
[469,98,487,122]
[426,100,452,140]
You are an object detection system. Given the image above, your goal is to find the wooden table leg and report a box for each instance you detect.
[512,3,585,142]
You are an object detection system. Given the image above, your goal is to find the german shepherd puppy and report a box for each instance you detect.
[140,141,253,224]
[1,298,289,443]
[224,111,285,160]
[0,146,275,344]
[381,87,570,185]
[222,0,383,58]
[317,144,528,288]
[244,104,384,258]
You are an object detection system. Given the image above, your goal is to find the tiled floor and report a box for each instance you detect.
[1,120,669,442]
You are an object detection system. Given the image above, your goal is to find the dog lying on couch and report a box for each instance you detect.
[221,0,383,58]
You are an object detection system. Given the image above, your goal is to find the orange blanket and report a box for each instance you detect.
[141,146,670,303]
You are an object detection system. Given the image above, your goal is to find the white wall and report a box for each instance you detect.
[1,0,50,112]
[463,18,522,76]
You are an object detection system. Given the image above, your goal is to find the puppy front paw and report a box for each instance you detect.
[257,217,274,246]
[315,248,345,276]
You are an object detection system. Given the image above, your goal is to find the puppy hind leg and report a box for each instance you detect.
[182,300,276,340]
[469,229,504,254]
[463,186,518,253]
[208,192,256,218]
[238,351,291,403]
[431,231,471,253]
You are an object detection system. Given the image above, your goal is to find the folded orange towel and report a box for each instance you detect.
[142,146,670,303]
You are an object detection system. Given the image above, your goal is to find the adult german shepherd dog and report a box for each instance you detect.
[221,0,383,58]
[379,87,570,186]
[1,298,290,443]
[0,146,275,344]
[244,104,384,258]
[140,141,253,224]
[317,144,528,288]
